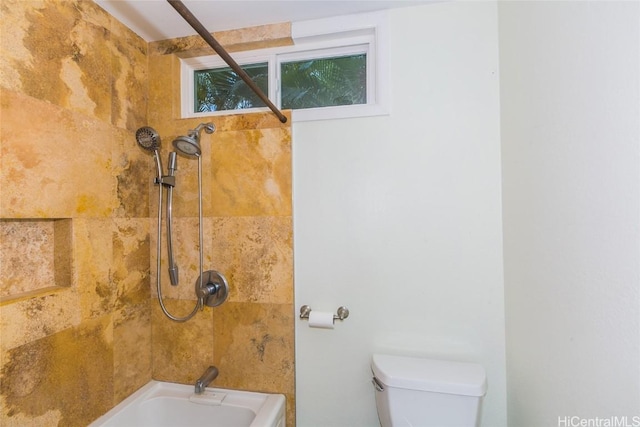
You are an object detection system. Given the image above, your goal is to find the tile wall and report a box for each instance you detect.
[147,30,295,425]
[0,1,295,425]
[0,1,150,425]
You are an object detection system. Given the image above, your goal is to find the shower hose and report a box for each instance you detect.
[154,155,205,322]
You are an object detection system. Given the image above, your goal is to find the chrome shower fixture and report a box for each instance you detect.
[136,126,161,151]
[136,123,229,322]
[135,126,163,181]
[172,122,215,157]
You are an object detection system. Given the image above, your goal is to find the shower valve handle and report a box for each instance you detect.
[196,270,229,308]
[198,282,220,298]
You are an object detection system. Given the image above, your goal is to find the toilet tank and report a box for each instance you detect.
[371,354,487,427]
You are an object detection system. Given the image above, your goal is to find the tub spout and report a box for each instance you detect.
[195,366,219,394]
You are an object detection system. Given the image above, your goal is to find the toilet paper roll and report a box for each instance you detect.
[308,311,335,329]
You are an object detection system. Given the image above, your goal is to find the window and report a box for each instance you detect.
[181,12,388,121]
[194,62,268,112]
[280,53,367,110]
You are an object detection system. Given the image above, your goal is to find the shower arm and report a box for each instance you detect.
[166,0,288,124]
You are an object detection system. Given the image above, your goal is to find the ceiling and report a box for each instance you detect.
[95,0,430,42]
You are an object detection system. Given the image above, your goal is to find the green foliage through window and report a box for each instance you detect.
[280,54,366,110]
[193,54,367,113]
[194,63,268,112]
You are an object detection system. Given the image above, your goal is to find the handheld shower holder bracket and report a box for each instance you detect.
[155,175,175,187]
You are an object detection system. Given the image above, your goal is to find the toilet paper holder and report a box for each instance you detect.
[299,305,350,321]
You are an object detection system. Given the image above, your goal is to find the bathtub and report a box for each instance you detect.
[90,381,286,427]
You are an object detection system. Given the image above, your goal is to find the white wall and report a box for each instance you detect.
[499,1,640,425]
[293,2,506,426]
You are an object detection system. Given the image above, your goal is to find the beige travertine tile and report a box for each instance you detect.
[1,0,295,424]
[0,89,119,219]
[0,220,55,298]
[114,126,153,218]
[74,218,115,320]
[111,218,151,403]
[212,110,292,132]
[113,304,151,405]
[149,22,292,57]
[212,216,293,304]
[0,315,114,427]
[147,54,177,124]
[212,301,295,426]
[151,299,214,383]
[0,1,153,425]
[112,218,150,312]
[0,0,112,122]
[108,17,148,131]
[210,128,292,216]
[0,288,81,353]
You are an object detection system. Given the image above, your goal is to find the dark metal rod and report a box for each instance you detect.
[167,0,288,124]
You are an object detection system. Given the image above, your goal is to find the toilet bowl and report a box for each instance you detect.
[371,354,487,427]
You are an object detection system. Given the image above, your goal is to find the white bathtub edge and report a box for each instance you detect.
[90,381,161,426]
[89,381,286,427]
[250,393,286,427]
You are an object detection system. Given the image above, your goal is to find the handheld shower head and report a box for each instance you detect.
[172,123,215,157]
[136,126,161,151]
[136,126,163,180]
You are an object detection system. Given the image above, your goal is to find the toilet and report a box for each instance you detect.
[371,354,487,427]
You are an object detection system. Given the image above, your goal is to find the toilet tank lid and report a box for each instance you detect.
[371,354,487,397]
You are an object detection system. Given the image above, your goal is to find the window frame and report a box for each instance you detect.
[180,11,389,122]
[183,52,276,117]
[276,43,372,118]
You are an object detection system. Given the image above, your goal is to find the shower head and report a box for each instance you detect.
[172,123,215,157]
[136,126,163,180]
[173,134,201,157]
[136,126,161,151]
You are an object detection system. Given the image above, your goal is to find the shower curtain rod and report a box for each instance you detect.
[167,0,288,124]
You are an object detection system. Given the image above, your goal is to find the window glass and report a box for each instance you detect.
[280,54,367,110]
[194,62,268,112]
